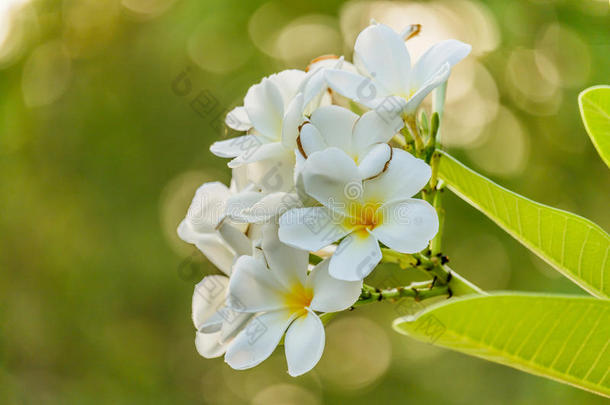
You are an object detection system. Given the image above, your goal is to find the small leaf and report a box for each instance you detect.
[394,294,610,398]
[579,85,610,168]
[438,151,610,298]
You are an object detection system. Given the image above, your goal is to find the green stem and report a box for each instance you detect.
[380,249,485,296]
[318,280,451,327]
[354,282,450,307]
[429,151,441,190]
[430,187,445,256]
[403,116,424,156]
[422,151,441,204]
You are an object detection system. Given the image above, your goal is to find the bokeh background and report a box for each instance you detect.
[1,0,609,403]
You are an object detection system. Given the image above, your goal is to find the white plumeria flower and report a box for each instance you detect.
[212,69,306,166]
[179,170,265,358]
[178,181,247,274]
[210,66,343,222]
[224,159,307,224]
[301,55,358,113]
[211,67,330,172]
[297,105,402,180]
[225,225,362,376]
[279,147,439,281]
[192,274,253,358]
[210,70,307,205]
[177,165,270,263]
[325,23,471,117]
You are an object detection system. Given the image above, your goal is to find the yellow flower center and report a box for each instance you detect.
[401,89,416,101]
[344,201,383,234]
[284,283,314,317]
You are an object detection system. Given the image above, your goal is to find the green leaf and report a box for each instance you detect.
[579,85,610,168]
[393,294,610,398]
[438,151,610,298]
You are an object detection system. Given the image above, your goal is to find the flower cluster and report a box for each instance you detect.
[179,22,470,376]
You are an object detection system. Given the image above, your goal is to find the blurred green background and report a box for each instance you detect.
[1,0,609,403]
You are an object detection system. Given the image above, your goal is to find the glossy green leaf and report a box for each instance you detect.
[394,294,610,397]
[438,151,610,298]
[579,85,610,168]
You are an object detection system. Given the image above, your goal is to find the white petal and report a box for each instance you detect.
[294,152,317,207]
[371,198,439,253]
[298,123,327,157]
[178,230,235,275]
[301,57,349,109]
[225,106,252,131]
[180,182,231,233]
[230,166,250,192]
[252,192,303,222]
[232,161,276,190]
[237,191,303,223]
[225,310,296,370]
[354,23,411,95]
[219,312,253,343]
[279,207,350,251]
[240,151,296,193]
[281,93,304,150]
[268,69,307,107]
[210,135,271,159]
[411,39,471,88]
[225,190,266,221]
[285,310,325,377]
[352,110,403,156]
[300,65,329,109]
[228,141,288,168]
[302,148,363,215]
[404,63,451,115]
[261,223,309,287]
[247,224,265,245]
[309,106,358,153]
[357,143,392,180]
[308,259,362,312]
[199,311,227,334]
[195,330,227,359]
[363,148,431,202]
[192,275,229,329]
[244,78,285,140]
[307,55,355,73]
[176,220,201,245]
[370,95,408,123]
[228,256,286,312]
[324,69,389,109]
[216,221,252,256]
[195,239,235,275]
[329,232,382,281]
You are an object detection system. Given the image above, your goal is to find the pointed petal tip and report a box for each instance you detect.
[226,158,242,169]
